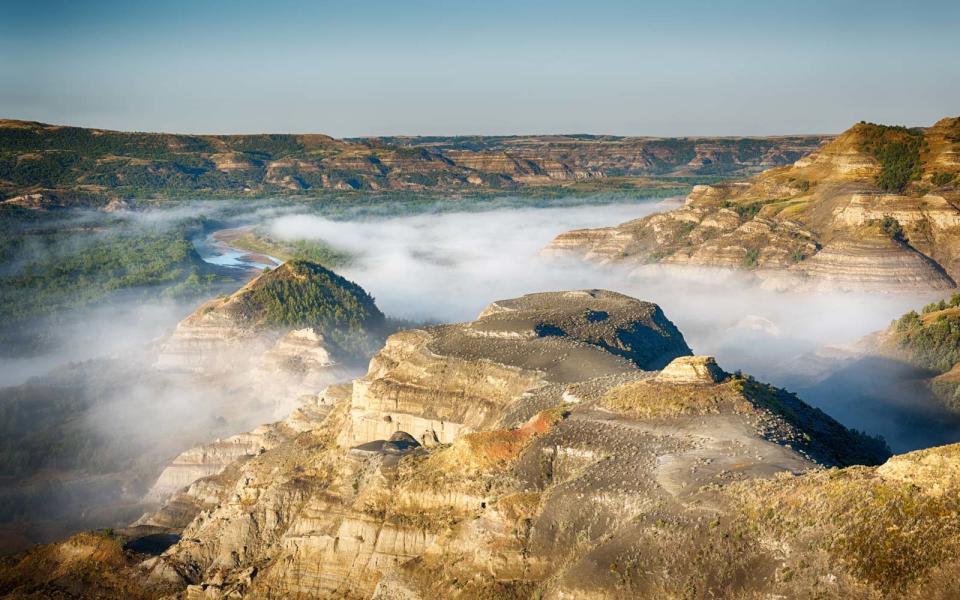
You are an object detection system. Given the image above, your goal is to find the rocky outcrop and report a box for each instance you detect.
[158,261,384,371]
[547,116,960,292]
[340,290,692,447]
[138,264,383,524]
[789,234,955,291]
[250,328,356,416]
[156,261,382,422]
[63,290,901,600]
[653,355,726,384]
[155,295,275,374]
[139,386,348,527]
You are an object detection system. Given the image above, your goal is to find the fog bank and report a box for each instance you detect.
[268,199,950,451]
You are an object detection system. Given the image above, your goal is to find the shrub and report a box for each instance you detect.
[880,215,905,242]
[896,311,960,372]
[932,171,957,187]
[858,124,924,193]
[721,200,765,221]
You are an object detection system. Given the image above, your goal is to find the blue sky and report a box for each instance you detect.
[1,0,957,136]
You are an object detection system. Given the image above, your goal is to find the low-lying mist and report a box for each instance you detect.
[0,297,199,388]
[1,194,957,554]
[266,199,955,452]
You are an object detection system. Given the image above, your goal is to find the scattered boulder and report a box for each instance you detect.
[654,355,727,385]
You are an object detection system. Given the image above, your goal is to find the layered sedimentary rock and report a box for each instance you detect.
[155,295,275,374]
[158,259,381,367]
[23,290,919,600]
[140,386,348,527]
[547,117,960,292]
[341,290,692,447]
[250,328,356,416]
[790,234,954,291]
[653,355,726,384]
[156,261,382,419]
[141,399,337,506]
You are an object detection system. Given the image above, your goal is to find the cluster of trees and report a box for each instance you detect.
[932,171,957,187]
[895,295,960,373]
[239,260,386,358]
[921,293,960,314]
[0,216,222,352]
[879,215,905,242]
[857,123,925,193]
[0,228,215,321]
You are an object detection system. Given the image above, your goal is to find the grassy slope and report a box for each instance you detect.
[217,259,386,358]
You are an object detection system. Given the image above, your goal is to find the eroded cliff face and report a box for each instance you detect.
[155,293,278,374]
[141,390,341,506]
[341,290,692,448]
[546,117,960,292]
[20,290,919,600]
[126,263,384,517]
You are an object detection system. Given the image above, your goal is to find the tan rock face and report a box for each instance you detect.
[792,234,955,291]
[653,355,726,385]
[546,117,960,291]
[251,328,357,417]
[93,290,902,600]
[137,264,381,529]
[341,290,692,448]
[155,296,275,374]
[141,389,343,508]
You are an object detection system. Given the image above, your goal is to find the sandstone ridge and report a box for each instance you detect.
[546,116,960,292]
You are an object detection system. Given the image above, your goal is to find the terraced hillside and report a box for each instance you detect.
[548,116,960,291]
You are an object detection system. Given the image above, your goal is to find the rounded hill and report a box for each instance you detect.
[216,260,385,356]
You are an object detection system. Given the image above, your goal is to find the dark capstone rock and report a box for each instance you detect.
[383,431,421,455]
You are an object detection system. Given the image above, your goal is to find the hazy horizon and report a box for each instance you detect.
[3,0,958,138]
[0,116,851,139]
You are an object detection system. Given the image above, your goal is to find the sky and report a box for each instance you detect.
[1,0,958,137]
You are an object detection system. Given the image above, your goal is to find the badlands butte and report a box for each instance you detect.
[8,272,960,599]
[548,117,960,292]
[6,117,960,600]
